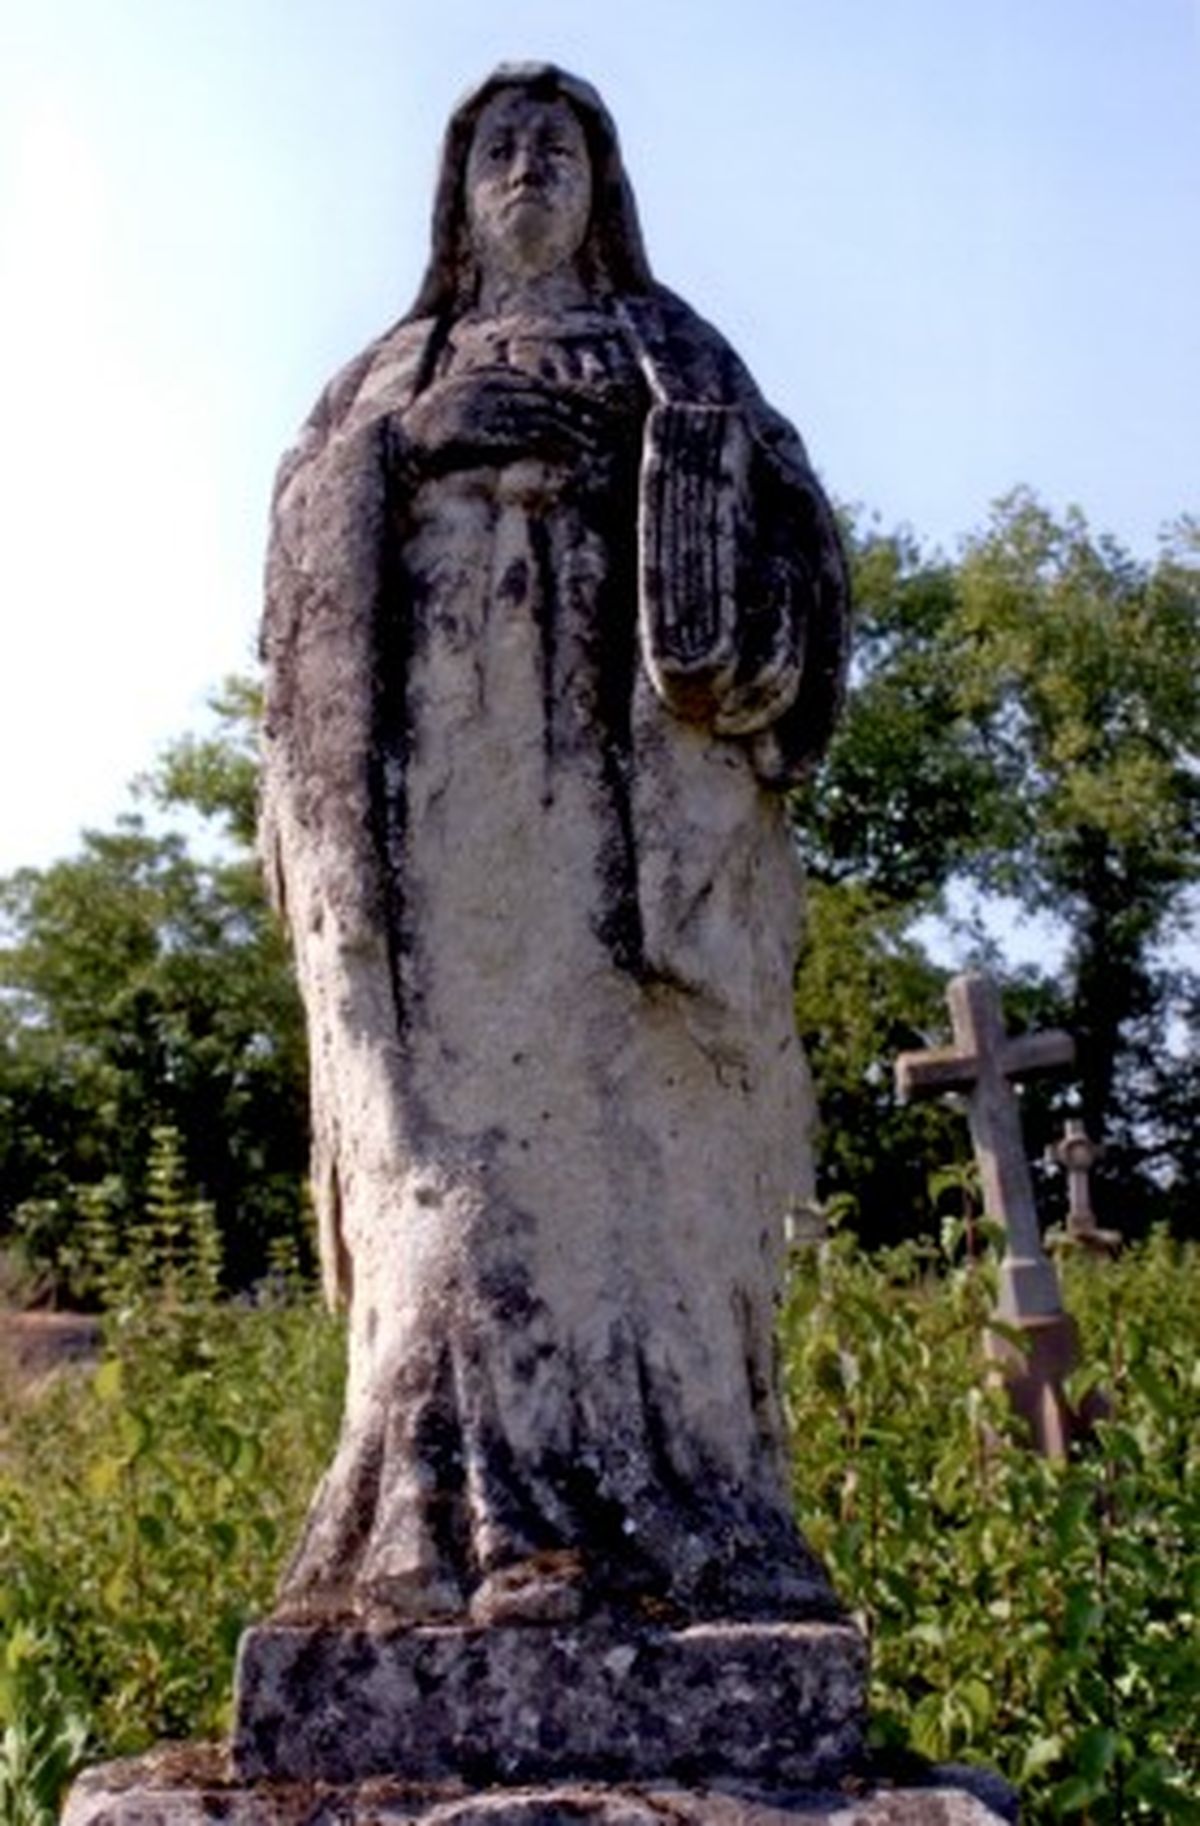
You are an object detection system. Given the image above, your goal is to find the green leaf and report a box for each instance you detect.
[1021,1734,1063,1780]
[135,1513,166,1550]
[1051,1479,1095,1554]
[84,1456,123,1500]
[1063,1585,1103,1653]
[1050,1772,1102,1816]
[92,1359,123,1404]
[1073,1723,1117,1785]
[206,1520,238,1561]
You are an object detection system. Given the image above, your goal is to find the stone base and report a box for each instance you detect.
[62,1745,1019,1824]
[985,1312,1108,1458]
[232,1619,866,1789]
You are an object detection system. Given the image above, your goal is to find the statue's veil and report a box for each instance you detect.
[406,62,656,319]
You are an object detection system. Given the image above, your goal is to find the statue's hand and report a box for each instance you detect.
[400,374,613,471]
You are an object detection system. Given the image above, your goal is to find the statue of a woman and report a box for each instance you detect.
[261,64,849,1629]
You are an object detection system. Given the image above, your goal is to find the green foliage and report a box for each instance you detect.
[144,676,262,852]
[0,1623,89,1826]
[796,497,1200,1240]
[793,879,966,1247]
[59,1126,225,1313]
[782,1224,1200,1820]
[0,1247,344,1819]
[793,520,1005,907]
[2,1231,1195,1821]
[0,685,309,1297]
[954,496,1199,1144]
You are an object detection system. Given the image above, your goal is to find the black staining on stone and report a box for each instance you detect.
[536,1716,568,1755]
[463,1419,557,1573]
[280,1410,386,1604]
[323,1158,353,1309]
[284,1273,835,1627]
[592,786,645,978]
[475,1261,542,1332]
[409,1638,446,1702]
[526,512,560,776]
[395,1343,471,1592]
[732,1286,776,1455]
[371,464,418,1046]
[586,491,646,980]
[630,1346,698,1525]
[499,556,530,606]
[756,473,851,785]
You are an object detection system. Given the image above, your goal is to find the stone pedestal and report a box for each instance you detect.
[232,1619,866,1789]
[62,1621,1019,1823]
[63,1744,1019,1824]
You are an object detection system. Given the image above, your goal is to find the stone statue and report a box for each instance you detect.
[260,62,850,1632]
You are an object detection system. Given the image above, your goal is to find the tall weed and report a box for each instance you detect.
[782,1223,1199,1820]
[0,1136,343,1821]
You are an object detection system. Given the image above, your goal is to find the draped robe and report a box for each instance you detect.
[260,281,848,1622]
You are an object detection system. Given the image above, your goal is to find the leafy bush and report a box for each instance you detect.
[0,1159,343,1822]
[1,1225,1196,1821]
[783,1222,1199,1820]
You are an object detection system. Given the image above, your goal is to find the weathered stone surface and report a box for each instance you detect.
[64,1745,1018,1826]
[257,60,850,1630]
[232,1619,865,1788]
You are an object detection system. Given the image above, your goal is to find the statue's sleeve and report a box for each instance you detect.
[631,291,850,787]
[258,320,432,1306]
[737,393,851,787]
[260,318,434,928]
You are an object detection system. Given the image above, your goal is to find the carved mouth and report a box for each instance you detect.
[503,185,552,213]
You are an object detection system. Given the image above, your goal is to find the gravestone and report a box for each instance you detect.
[1045,1118,1121,1254]
[62,65,1015,1824]
[895,972,1088,1457]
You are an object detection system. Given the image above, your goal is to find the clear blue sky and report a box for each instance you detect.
[2,0,1198,873]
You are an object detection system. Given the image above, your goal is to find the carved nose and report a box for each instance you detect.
[510,142,548,187]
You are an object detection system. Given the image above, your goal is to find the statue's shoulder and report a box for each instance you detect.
[629,288,812,472]
[624,287,748,403]
[273,316,437,503]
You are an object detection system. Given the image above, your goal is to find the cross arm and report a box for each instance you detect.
[1002,1031,1075,1078]
[895,1047,977,1102]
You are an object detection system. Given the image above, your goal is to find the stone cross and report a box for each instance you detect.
[1046,1117,1120,1251]
[895,972,1074,1322]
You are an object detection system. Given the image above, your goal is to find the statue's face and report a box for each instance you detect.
[466,89,592,284]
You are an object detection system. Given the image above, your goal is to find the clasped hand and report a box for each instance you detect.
[399,373,614,471]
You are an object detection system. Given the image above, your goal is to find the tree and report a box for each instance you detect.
[793,878,966,1247]
[795,496,1199,1239]
[954,495,1199,1173]
[0,683,310,1297]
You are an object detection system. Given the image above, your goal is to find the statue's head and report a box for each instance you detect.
[408,63,654,318]
[465,86,593,290]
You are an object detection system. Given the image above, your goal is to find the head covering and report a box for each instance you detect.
[406,62,655,319]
